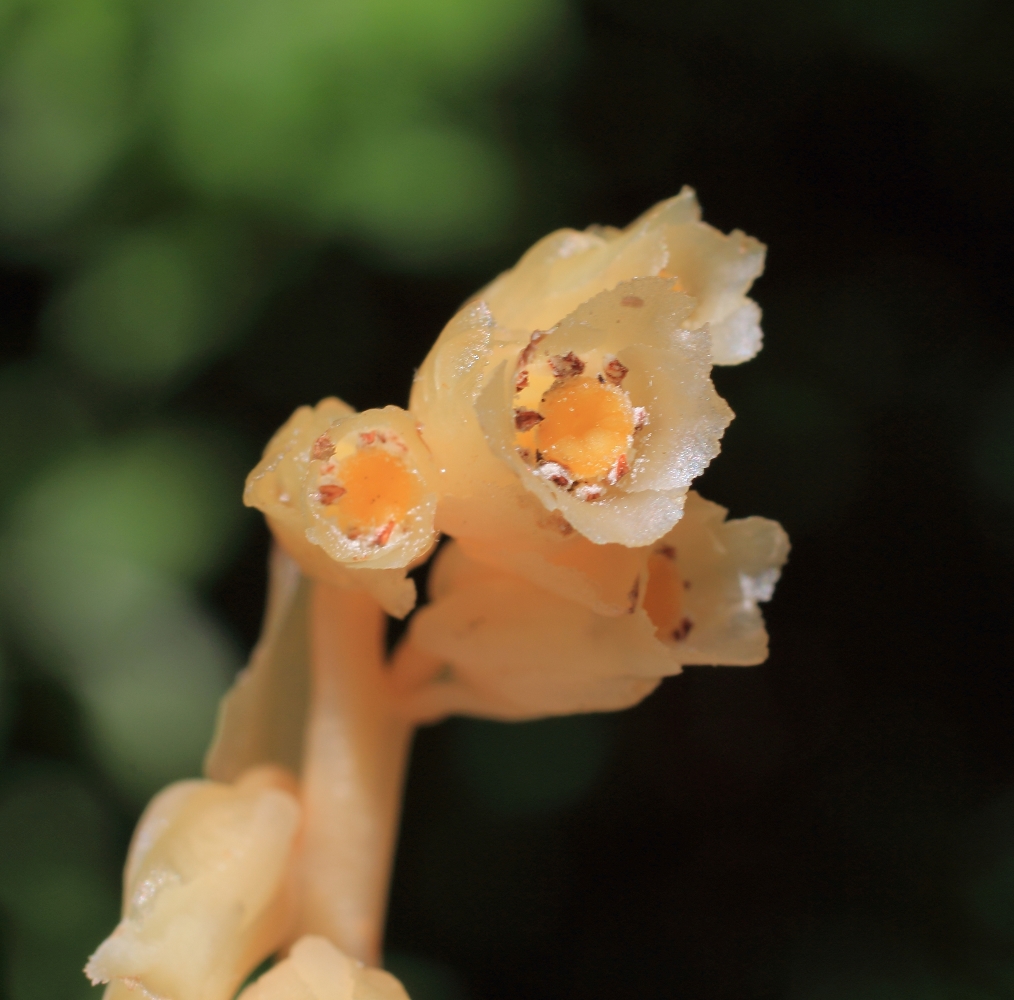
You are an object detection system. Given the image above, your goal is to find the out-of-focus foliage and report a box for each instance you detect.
[0,426,245,800]
[0,0,555,263]
[0,767,119,999]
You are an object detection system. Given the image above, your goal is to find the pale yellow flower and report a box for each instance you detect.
[410,191,760,591]
[391,492,788,721]
[473,278,733,546]
[245,399,438,618]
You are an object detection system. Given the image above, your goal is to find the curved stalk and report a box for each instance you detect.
[291,582,414,966]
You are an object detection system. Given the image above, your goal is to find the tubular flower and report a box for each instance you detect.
[245,399,439,618]
[390,492,788,722]
[475,278,732,546]
[237,936,409,1000]
[86,767,301,1000]
[410,194,753,587]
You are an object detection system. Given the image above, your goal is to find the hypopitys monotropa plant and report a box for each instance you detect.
[88,192,788,1000]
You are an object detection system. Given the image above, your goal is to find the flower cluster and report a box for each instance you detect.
[89,191,787,999]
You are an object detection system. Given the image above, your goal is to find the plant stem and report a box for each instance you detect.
[291,582,414,966]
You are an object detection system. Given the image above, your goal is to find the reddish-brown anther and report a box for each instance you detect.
[620,295,644,308]
[514,408,544,432]
[374,521,395,547]
[548,352,585,378]
[514,369,529,392]
[607,454,630,485]
[318,484,347,505]
[517,330,548,368]
[311,435,335,461]
[603,358,629,386]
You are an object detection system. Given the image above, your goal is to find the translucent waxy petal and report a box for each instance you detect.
[391,493,788,722]
[392,541,670,721]
[646,491,790,667]
[478,187,765,365]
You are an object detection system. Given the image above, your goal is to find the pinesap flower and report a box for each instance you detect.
[86,766,301,1000]
[390,492,788,721]
[473,278,732,547]
[410,190,762,590]
[84,192,787,1000]
[245,399,439,618]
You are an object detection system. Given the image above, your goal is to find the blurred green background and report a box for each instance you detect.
[1,0,1013,997]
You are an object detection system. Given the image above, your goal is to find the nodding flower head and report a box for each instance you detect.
[245,399,438,617]
[91,192,788,1000]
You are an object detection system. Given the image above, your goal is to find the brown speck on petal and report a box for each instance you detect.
[550,513,574,535]
[514,408,544,432]
[684,580,692,589]
[621,294,645,308]
[627,577,640,613]
[518,330,548,367]
[603,357,629,385]
[633,407,649,431]
[548,352,585,378]
[517,446,533,463]
[672,617,693,641]
[318,484,346,505]
[657,545,676,560]
[374,521,395,546]
[515,369,529,392]
[607,454,629,485]
[312,435,335,461]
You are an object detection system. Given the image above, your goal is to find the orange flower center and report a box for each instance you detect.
[321,447,420,536]
[643,551,691,642]
[534,377,634,481]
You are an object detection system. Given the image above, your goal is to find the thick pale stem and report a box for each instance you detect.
[291,583,413,966]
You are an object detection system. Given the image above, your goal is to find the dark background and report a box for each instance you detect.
[1,0,1013,998]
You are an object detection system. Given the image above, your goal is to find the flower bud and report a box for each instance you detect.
[237,935,410,1000]
[245,399,439,618]
[86,767,301,1000]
